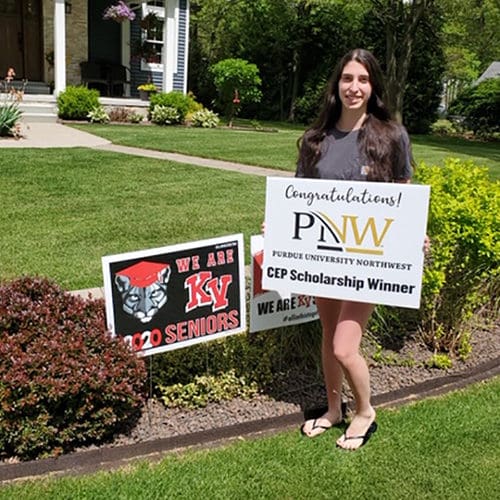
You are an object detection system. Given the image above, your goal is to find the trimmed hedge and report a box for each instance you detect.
[57,86,100,121]
[149,91,201,123]
[0,277,147,461]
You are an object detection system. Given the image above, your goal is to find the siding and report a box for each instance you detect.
[130,0,188,96]
[173,0,188,92]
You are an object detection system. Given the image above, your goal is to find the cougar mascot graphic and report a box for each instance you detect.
[115,261,171,323]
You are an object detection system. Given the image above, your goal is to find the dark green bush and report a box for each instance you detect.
[448,78,500,137]
[149,91,200,123]
[293,79,326,125]
[0,277,147,461]
[57,85,100,120]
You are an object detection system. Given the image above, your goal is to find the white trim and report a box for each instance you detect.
[121,22,131,96]
[183,0,190,93]
[53,0,67,95]
[140,2,166,73]
[163,0,178,92]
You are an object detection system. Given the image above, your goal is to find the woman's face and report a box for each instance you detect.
[338,60,372,114]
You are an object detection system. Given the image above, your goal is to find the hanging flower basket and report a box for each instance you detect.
[103,1,136,23]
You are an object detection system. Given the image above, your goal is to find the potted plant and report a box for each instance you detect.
[131,39,160,63]
[103,1,136,23]
[137,82,157,100]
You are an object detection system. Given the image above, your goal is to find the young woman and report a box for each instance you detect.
[297,48,416,450]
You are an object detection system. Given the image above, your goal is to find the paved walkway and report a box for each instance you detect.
[0,122,293,179]
[0,122,111,148]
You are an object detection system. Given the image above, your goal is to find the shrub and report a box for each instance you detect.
[129,112,144,123]
[57,86,100,120]
[149,91,199,123]
[87,105,110,124]
[448,78,500,137]
[430,119,459,137]
[0,100,23,137]
[190,108,220,128]
[108,106,132,122]
[159,370,259,409]
[413,159,499,354]
[0,277,147,461]
[150,321,320,408]
[151,105,181,125]
[293,78,326,125]
[210,58,262,125]
[108,107,144,124]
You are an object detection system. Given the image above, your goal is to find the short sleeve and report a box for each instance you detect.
[395,126,413,180]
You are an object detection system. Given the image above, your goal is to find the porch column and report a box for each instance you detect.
[162,0,177,92]
[121,21,131,97]
[53,0,67,95]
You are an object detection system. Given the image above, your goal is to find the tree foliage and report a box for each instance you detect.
[210,58,262,125]
[448,77,500,136]
[188,0,496,126]
[439,0,500,108]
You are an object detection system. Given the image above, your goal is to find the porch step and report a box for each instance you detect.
[18,95,58,123]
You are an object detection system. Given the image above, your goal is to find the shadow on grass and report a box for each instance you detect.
[411,134,500,164]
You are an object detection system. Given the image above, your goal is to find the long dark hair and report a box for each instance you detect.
[298,48,407,181]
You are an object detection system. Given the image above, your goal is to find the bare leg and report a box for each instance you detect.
[334,301,376,450]
[301,298,344,436]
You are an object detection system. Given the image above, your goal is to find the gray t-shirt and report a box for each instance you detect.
[296,127,413,181]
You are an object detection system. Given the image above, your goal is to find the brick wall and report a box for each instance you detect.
[42,0,88,86]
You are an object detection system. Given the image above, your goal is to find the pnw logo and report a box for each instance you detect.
[293,211,394,255]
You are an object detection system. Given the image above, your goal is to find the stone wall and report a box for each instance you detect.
[42,0,88,86]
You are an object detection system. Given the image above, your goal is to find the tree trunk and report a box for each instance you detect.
[374,0,432,123]
[288,49,300,122]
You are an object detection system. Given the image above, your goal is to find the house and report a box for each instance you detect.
[475,61,500,85]
[0,0,190,97]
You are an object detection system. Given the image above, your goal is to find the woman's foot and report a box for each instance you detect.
[336,407,377,450]
[301,403,346,438]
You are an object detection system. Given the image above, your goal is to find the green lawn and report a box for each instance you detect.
[0,149,265,290]
[73,123,301,170]
[1,125,498,290]
[1,377,498,499]
[72,123,500,178]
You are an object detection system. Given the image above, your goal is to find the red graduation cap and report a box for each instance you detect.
[116,261,170,288]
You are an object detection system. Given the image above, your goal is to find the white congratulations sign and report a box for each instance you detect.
[262,177,430,308]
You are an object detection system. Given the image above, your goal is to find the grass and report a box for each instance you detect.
[1,377,499,499]
[71,122,500,179]
[1,123,498,290]
[72,123,301,170]
[0,149,265,290]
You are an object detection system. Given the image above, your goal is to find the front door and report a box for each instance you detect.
[0,0,43,80]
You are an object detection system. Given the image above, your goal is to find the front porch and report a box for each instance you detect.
[0,1,189,99]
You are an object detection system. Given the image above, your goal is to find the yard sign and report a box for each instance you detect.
[102,234,246,356]
[262,177,430,308]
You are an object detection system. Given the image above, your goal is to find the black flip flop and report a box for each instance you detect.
[300,418,333,436]
[337,421,378,449]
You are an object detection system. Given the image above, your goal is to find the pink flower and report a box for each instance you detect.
[103,1,136,22]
